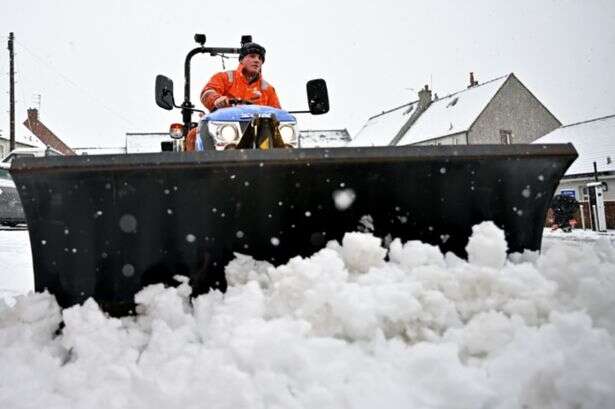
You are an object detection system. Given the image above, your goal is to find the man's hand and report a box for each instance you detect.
[214,96,230,109]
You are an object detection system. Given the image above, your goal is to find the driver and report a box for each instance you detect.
[200,42,281,111]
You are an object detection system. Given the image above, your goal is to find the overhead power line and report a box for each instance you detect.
[14,38,135,126]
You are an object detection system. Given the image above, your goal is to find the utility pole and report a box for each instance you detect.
[8,32,16,151]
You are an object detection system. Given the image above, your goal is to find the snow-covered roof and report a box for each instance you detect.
[73,147,127,155]
[299,129,351,148]
[348,102,418,147]
[0,134,44,149]
[126,133,174,154]
[397,75,509,145]
[533,114,615,176]
[349,74,510,147]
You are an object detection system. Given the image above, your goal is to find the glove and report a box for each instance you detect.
[214,96,230,109]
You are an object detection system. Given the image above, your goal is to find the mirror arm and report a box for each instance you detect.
[176,103,205,115]
[287,110,311,114]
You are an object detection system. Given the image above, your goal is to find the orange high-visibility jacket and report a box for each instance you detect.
[200,64,281,111]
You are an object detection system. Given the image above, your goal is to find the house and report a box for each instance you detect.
[299,129,351,148]
[73,147,127,155]
[533,114,615,228]
[22,109,75,155]
[349,73,561,147]
[0,134,41,160]
[73,133,175,155]
[126,132,175,153]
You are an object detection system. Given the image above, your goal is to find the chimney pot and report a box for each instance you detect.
[418,85,432,109]
[27,108,39,121]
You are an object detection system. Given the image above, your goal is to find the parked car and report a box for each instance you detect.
[0,164,26,226]
[1,146,62,164]
[0,146,63,227]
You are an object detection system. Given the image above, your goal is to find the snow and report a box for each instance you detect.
[73,147,126,155]
[0,229,33,301]
[332,189,356,210]
[126,133,176,154]
[533,114,615,176]
[2,224,615,408]
[348,102,416,147]
[299,129,351,148]
[397,75,509,145]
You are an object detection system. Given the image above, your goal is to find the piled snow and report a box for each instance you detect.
[466,221,508,268]
[2,222,615,408]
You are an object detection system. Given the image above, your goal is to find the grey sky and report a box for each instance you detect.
[1,0,614,148]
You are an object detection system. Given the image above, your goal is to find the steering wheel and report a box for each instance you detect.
[228,98,254,106]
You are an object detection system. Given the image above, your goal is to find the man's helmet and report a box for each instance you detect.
[239,42,266,62]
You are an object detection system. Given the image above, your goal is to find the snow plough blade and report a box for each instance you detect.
[10,144,576,313]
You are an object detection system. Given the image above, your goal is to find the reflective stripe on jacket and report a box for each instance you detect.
[200,63,281,111]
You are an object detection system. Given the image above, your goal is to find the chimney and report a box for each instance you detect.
[418,85,432,109]
[27,108,39,121]
[389,85,433,146]
[468,72,478,88]
[22,108,76,155]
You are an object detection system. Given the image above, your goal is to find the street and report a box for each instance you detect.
[0,227,33,302]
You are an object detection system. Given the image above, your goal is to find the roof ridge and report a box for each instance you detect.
[435,73,510,101]
[300,129,349,132]
[560,113,615,129]
[365,73,510,122]
[368,100,418,120]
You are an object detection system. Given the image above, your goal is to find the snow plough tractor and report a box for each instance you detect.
[9,35,577,315]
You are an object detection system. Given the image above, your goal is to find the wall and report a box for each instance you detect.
[549,174,615,229]
[416,132,468,146]
[557,175,615,202]
[468,75,561,144]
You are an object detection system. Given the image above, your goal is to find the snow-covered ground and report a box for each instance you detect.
[0,226,33,301]
[1,224,615,408]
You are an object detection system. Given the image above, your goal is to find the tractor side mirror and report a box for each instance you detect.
[155,75,175,110]
[306,79,329,115]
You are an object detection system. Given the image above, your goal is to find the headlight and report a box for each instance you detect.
[207,122,241,150]
[279,123,298,147]
[220,125,239,143]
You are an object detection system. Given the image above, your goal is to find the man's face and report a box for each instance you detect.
[242,53,263,76]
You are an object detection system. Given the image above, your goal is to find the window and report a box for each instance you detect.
[46,148,61,157]
[403,104,415,115]
[0,169,11,181]
[446,97,459,108]
[2,153,35,163]
[500,130,513,144]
